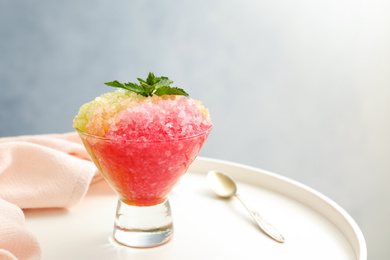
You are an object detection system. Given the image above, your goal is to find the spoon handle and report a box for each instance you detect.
[235,194,285,243]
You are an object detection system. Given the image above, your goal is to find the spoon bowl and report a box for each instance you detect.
[207,170,237,198]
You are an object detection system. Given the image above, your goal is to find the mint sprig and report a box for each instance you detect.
[104,72,189,97]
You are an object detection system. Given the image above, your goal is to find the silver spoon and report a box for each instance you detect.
[207,170,285,243]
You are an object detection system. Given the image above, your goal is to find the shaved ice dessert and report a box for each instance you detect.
[73,89,211,142]
[73,72,212,207]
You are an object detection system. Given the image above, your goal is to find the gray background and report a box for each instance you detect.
[1,0,389,258]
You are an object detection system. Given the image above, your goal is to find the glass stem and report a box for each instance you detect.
[113,199,174,248]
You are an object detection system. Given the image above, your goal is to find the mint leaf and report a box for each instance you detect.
[145,72,157,86]
[104,80,125,88]
[105,72,189,97]
[105,81,148,97]
[137,78,146,84]
[155,77,174,89]
[154,86,189,97]
[124,82,148,97]
[139,82,154,96]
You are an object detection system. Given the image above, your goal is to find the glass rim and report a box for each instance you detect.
[74,125,212,143]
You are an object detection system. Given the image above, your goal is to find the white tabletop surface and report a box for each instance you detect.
[25,157,366,260]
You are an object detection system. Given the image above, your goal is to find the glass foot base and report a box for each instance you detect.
[113,199,173,248]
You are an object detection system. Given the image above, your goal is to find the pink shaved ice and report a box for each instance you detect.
[106,97,212,141]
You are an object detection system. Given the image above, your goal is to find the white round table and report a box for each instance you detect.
[25,157,367,260]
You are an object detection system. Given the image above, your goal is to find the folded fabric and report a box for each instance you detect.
[0,132,100,260]
[0,198,40,260]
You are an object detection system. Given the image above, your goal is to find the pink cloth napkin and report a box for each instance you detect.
[0,132,99,260]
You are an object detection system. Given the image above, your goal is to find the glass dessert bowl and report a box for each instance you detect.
[73,72,212,248]
[76,127,211,247]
